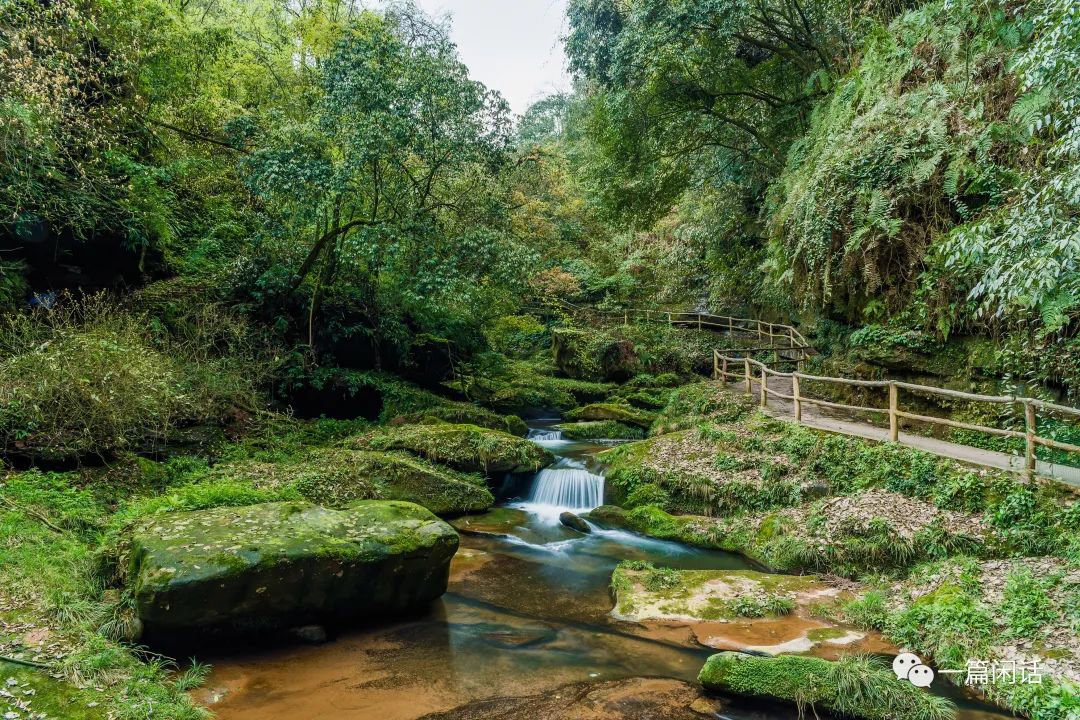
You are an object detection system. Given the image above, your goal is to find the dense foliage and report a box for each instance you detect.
[547,0,1080,395]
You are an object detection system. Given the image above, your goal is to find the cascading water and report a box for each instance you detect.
[527,428,563,442]
[518,458,604,522]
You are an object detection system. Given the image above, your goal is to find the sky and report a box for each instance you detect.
[403,0,572,117]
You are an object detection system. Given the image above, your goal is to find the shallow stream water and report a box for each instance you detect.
[200,422,1008,719]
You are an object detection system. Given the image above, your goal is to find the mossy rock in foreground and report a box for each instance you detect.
[699,652,954,720]
[363,423,554,474]
[128,500,458,635]
[565,403,655,429]
[215,448,493,516]
[555,421,644,440]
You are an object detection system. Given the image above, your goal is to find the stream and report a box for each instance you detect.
[200,421,1009,719]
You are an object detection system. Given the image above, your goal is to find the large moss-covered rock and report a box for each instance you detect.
[390,404,528,437]
[565,402,655,428]
[555,421,644,440]
[362,423,553,474]
[212,448,493,516]
[128,500,458,634]
[699,653,953,720]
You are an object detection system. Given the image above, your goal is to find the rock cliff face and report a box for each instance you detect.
[128,500,458,635]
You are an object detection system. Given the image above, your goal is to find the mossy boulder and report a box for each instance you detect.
[555,421,644,440]
[552,327,639,381]
[210,448,493,516]
[565,402,655,428]
[699,653,953,720]
[363,423,554,474]
[128,500,458,634]
[391,404,527,437]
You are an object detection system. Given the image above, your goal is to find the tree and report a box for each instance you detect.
[242,5,521,345]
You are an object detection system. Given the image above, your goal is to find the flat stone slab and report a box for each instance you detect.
[128,500,458,634]
[610,564,892,658]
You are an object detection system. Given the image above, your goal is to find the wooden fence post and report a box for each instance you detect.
[713,351,719,380]
[623,310,628,326]
[667,312,672,326]
[888,382,899,442]
[793,373,802,423]
[722,356,728,380]
[744,358,752,395]
[1024,400,1036,481]
[698,314,702,330]
[760,365,767,408]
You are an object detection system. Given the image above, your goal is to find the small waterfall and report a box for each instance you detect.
[527,428,563,442]
[526,464,604,514]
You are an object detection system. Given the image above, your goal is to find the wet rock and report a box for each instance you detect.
[422,677,722,719]
[609,563,889,658]
[478,622,557,649]
[128,500,458,636]
[361,423,554,474]
[584,505,631,528]
[559,511,591,534]
[699,652,954,720]
[289,625,328,644]
[565,402,654,428]
[450,508,530,537]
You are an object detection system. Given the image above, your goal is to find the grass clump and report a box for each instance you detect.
[727,593,795,618]
[0,470,211,719]
[699,652,954,720]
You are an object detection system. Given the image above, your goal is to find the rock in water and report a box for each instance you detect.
[559,511,591,534]
[128,500,458,635]
[289,625,328,644]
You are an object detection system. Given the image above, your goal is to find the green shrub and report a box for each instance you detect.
[0,295,266,460]
[1001,568,1056,639]
[485,315,548,357]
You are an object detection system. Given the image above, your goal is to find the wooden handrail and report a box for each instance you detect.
[712,349,1080,481]
[525,301,811,350]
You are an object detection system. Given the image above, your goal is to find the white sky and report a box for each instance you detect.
[406,0,572,116]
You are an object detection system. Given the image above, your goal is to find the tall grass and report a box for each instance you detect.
[0,292,270,459]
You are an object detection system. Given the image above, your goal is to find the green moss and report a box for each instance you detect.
[551,326,635,380]
[364,423,553,474]
[128,500,459,632]
[565,402,655,428]
[806,627,850,641]
[459,358,615,412]
[699,653,954,720]
[391,405,527,436]
[555,420,644,440]
[0,662,108,720]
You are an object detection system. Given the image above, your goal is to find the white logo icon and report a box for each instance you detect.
[893,652,935,687]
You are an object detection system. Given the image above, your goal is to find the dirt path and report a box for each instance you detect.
[720,375,1080,488]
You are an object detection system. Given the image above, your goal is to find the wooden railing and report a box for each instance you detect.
[714,351,1080,480]
[525,301,812,354]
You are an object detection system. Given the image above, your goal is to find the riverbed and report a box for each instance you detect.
[199,423,1008,719]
